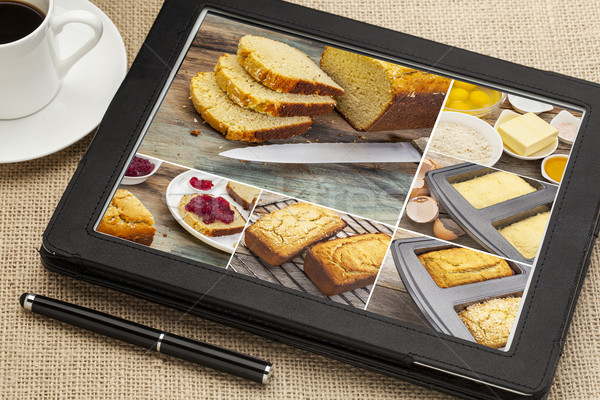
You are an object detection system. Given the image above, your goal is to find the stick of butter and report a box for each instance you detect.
[497,113,558,156]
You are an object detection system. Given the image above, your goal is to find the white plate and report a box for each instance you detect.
[166,170,250,253]
[507,94,554,114]
[0,0,127,163]
[120,154,163,185]
[494,109,558,160]
[434,111,503,166]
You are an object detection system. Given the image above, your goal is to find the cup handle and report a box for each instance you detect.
[50,10,103,78]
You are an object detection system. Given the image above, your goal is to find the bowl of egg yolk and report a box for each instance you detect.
[444,81,506,117]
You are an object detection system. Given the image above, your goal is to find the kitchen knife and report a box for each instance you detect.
[219,142,422,164]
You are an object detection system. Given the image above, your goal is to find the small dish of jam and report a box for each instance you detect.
[121,154,162,185]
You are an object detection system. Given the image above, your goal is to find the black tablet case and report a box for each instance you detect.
[41,1,600,398]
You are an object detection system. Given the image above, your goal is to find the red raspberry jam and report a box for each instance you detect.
[189,177,214,190]
[185,195,234,224]
[125,156,155,177]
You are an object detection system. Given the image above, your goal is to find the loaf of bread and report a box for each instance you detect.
[215,54,336,117]
[304,233,391,296]
[418,247,514,288]
[245,202,346,266]
[237,35,344,97]
[458,297,521,348]
[226,181,260,211]
[97,189,156,246]
[178,193,246,237]
[320,46,451,131]
[190,72,312,142]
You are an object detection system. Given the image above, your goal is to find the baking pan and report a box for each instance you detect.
[391,237,531,345]
[425,163,557,263]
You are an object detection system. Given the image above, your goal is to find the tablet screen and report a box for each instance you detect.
[94,10,583,352]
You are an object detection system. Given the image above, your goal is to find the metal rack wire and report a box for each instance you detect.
[228,198,395,309]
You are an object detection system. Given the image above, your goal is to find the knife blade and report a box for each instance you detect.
[219,142,422,164]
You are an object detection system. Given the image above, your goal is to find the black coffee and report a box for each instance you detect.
[0,1,45,45]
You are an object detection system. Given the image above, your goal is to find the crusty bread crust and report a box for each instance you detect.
[364,92,447,131]
[244,203,346,267]
[237,36,344,97]
[244,228,291,267]
[303,233,390,296]
[190,72,312,142]
[214,54,336,117]
[97,189,155,246]
[319,46,450,131]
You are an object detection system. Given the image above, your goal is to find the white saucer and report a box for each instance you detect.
[0,0,126,163]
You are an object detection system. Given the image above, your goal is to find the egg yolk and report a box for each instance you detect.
[448,88,469,103]
[453,81,478,91]
[544,157,567,182]
[469,90,491,107]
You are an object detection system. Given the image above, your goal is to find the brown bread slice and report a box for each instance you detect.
[178,194,246,237]
[215,54,336,117]
[237,35,344,97]
[226,181,260,211]
[190,72,312,142]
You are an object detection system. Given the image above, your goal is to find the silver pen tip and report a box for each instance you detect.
[21,293,36,311]
[262,364,273,384]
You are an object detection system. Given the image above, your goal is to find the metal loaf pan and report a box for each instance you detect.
[391,237,530,345]
[425,163,558,264]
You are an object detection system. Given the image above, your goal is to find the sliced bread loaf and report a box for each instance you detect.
[178,193,246,237]
[226,181,260,211]
[215,54,336,117]
[190,72,312,142]
[320,46,451,131]
[237,35,344,97]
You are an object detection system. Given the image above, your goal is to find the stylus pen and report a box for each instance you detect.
[20,293,272,384]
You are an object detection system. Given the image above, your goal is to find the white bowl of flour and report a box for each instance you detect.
[428,111,503,167]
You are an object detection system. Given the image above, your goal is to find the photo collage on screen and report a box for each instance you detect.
[94,12,583,351]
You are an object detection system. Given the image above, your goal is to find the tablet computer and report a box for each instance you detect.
[42,0,600,398]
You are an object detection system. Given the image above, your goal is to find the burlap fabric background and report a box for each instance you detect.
[1,1,599,398]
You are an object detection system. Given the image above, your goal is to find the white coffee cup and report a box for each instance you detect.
[0,0,103,119]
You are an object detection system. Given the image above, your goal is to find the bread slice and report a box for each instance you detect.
[98,189,156,246]
[226,181,260,210]
[237,35,344,97]
[214,54,336,117]
[245,202,346,266]
[320,46,451,131]
[178,194,246,237]
[304,233,391,296]
[190,72,312,142]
